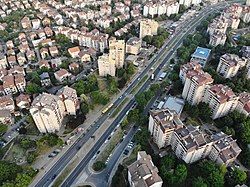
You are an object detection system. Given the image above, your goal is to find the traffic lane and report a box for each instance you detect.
[61,99,136,186]
[36,120,99,186]
[105,127,136,173]
[86,127,137,187]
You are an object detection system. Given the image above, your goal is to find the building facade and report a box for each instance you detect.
[148,109,183,149]
[109,37,125,68]
[30,93,65,133]
[203,84,238,119]
[139,19,159,39]
[57,86,79,115]
[98,54,116,76]
[182,69,213,105]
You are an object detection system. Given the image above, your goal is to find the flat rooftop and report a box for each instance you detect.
[192,47,211,60]
[163,96,185,115]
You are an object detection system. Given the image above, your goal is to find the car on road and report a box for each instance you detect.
[48,152,57,158]
[123,149,129,155]
[52,174,57,180]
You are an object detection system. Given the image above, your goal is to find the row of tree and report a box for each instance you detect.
[143,28,170,48]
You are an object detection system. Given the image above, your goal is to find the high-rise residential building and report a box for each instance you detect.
[209,30,227,47]
[98,54,116,76]
[171,125,214,164]
[30,93,66,133]
[209,132,242,166]
[182,69,213,105]
[203,84,238,119]
[179,61,202,83]
[128,151,163,187]
[57,86,79,115]
[147,108,242,165]
[148,109,183,149]
[207,16,228,35]
[139,19,159,39]
[236,92,250,117]
[216,54,247,79]
[109,37,125,68]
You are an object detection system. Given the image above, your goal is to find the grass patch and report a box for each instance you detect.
[186,117,201,126]
[96,127,123,163]
[131,75,148,94]
[111,97,129,118]
[97,77,107,91]
[4,143,26,163]
[123,145,140,166]
[53,158,79,187]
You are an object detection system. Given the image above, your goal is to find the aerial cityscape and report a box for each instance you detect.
[0,0,249,187]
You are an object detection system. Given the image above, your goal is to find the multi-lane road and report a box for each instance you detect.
[32,1,243,187]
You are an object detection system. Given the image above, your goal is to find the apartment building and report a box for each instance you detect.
[236,92,250,116]
[126,37,141,55]
[139,19,159,39]
[191,47,211,67]
[0,95,15,113]
[182,69,213,105]
[179,61,202,83]
[14,73,26,92]
[109,37,125,68]
[148,109,183,149]
[30,93,65,133]
[2,75,18,95]
[209,132,242,166]
[203,84,238,119]
[209,30,227,47]
[171,125,213,164]
[216,54,247,78]
[98,54,116,77]
[57,86,79,115]
[207,16,228,35]
[128,151,163,187]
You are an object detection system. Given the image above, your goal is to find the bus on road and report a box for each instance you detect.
[102,103,114,114]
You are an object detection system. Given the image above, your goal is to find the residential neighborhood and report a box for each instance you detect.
[0,0,249,187]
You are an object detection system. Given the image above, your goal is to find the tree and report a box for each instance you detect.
[107,75,118,94]
[226,168,247,186]
[193,177,208,187]
[0,161,22,185]
[26,83,42,94]
[198,160,225,187]
[27,152,38,164]
[91,91,109,105]
[135,93,147,111]
[92,161,106,171]
[169,80,183,95]
[19,138,36,150]
[127,109,140,124]
[240,119,250,144]
[197,103,212,122]
[174,164,187,184]
[0,124,8,135]
[80,102,89,115]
